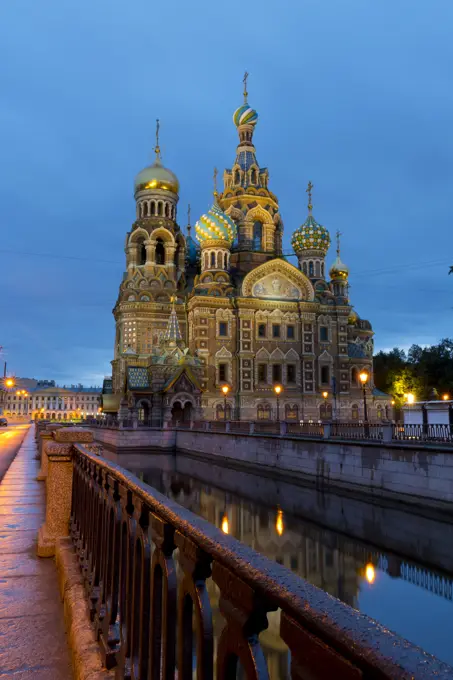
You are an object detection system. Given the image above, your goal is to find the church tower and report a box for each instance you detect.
[111,121,187,394]
[219,73,283,278]
[291,182,330,281]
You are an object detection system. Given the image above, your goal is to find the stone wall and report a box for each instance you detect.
[90,426,453,509]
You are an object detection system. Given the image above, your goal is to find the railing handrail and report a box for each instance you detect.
[72,442,453,678]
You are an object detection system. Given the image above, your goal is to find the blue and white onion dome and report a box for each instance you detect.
[329,254,349,280]
[291,215,331,255]
[233,103,258,127]
[195,202,237,245]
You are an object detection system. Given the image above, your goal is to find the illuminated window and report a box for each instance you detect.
[258,323,266,338]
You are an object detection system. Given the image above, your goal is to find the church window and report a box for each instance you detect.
[377,405,383,420]
[321,262,325,277]
[285,404,299,421]
[219,322,227,337]
[320,402,332,421]
[258,364,267,383]
[155,238,165,265]
[303,262,307,275]
[351,367,358,385]
[309,261,314,277]
[272,364,282,383]
[219,363,228,383]
[251,168,257,184]
[210,252,216,267]
[158,202,163,216]
[287,325,295,339]
[258,323,266,338]
[320,365,330,385]
[151,202,156,216]
[138,241,147,266]
[223,252,228,269]
[204,253,208,270]
[287,364,296,384]
[351,404,359,420]
[272,324,281,339]
[315,261,320,277]
[319,326,329,342]
[235,169,240,184]
[253,221,263,250]
[142,202,148,217]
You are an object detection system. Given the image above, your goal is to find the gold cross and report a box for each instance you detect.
[306,181,313,214]
[243,71,249,103]
[336,230,342,256]
[154,118,160,158]
[187,203,191,226]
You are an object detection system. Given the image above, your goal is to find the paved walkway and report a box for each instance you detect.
[0,425,73,678]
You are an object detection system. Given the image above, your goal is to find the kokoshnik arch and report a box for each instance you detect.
[102,77,390,425]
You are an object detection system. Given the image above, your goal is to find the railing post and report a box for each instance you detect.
[36,431,53,481]
[225,421,230,433]
[382,423,393,443]
[323,422,331,439]
[279,421,287,436]
[37,428,96,558]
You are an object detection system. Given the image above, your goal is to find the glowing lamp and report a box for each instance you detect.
[322,391,328,399]
[221,384,229,396]
[359,371,368,384]
[274,385,282,395]
[5,379,14,388]
[442,394,449,401]
[221,514,229,534]
[406,393,415,405]
[275,508,284,537]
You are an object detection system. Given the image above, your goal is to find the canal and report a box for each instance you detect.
[109,449,453,673]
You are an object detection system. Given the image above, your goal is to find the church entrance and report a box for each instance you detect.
[171,401,193,425]
[137,400,150,424]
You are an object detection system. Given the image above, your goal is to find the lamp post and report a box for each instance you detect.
[359,370,369,435]
[221,384,230,422]
[274,384,282,422]
[442,394,449,401]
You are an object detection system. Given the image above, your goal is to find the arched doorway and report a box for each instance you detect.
[137,400,150,424]
[171,400,193,425]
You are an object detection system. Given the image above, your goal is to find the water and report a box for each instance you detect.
[111,450,453,670]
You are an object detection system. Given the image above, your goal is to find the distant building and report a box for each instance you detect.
[2,382,101,420]
[403,401,453,426]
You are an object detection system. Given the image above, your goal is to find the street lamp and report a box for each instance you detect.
[5,379,14,388]
[274,384,282,422]
[221,384,229,422]
[359,370,369,433]
[442,394,449,401]
[406,393,415,405]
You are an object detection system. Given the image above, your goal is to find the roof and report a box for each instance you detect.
[347,342,366,359]
[29,386,101,395]
[372,387,391,398]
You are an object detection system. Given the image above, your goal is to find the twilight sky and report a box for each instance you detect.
[1,0,452,385]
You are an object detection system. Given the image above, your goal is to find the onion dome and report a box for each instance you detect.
[195,201,237,245]
[134,157,179,194]
[348,310,358,325]
[329,255,349,280]
[233,104,258,127]
[291,215,331,254]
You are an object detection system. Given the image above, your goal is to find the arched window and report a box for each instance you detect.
[320,402,332,421]
[351,367,358,386]
[217,252,223,269]
[210,252,216,267]
[165,203,170,217]
[155,238,165,265]
[351,404,359,420]
[377,405,383,421]
[158,202,163,216]
[235,169,240,184]
[320,365,330,385]
[315,261,320,277]
[309,261,314,277]
[150,201,156,216]
[253,221,263,250]
[251,168,257,184]
[285,404,299,421]
[204,252,208,270]
[223,252,228,269]
[138,240,147,265]
[303,262,307,275]
[321,262,325,277]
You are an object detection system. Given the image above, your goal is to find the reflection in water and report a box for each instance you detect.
[118,452,453,672]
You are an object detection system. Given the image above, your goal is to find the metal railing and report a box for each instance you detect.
[330,422,384,441]
[392,423,452,442]
[69,444,452,678]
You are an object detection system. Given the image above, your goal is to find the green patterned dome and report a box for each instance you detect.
[291,215,330,255]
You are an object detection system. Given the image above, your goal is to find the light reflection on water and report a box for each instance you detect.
[120,452,453,671]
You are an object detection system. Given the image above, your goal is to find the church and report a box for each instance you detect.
[102,77,390,425]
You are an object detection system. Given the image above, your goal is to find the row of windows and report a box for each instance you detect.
[302,260,325,278]
[218,363,330,386]
[138,200,175,219]
[257,323,295,339]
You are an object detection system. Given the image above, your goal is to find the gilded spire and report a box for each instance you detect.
[336,230,342,257]
[306,181,313,216]
[164,295,182,346]
[243,71,249,103]
[154,118,161,160]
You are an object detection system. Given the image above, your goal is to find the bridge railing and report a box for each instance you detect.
[392,423,452,442]
[67,443,451,679]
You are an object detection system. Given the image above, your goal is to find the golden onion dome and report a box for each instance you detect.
[134,157,179,194]
[348,310,358,325]
[329,255,349,280]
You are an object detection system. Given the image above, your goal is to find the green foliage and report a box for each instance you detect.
[373,339,453,405]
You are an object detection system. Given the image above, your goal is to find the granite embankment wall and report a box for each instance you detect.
[92,427,453,509]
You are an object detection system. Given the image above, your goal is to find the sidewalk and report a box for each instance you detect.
[0,425,72,678]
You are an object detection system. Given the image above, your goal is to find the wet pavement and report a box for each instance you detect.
[0,425,72,678]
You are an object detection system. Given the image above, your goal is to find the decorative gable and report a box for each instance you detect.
[242,259,314,301]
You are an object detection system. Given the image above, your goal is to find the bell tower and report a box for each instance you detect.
[219,74,283,278]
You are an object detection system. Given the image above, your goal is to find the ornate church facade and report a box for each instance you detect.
[103,80,390,424]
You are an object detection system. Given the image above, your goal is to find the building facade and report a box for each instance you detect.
[2,382,101,420]
[106,82,390,424]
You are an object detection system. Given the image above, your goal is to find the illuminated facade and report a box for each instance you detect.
[106,79,390,423]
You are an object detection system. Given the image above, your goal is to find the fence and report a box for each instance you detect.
[67,442,451,678]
